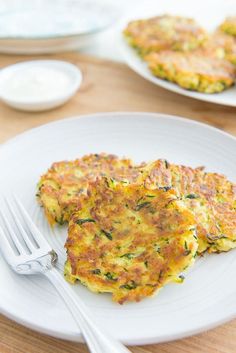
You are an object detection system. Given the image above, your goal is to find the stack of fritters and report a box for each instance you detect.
[123,14,236,93]
[37,153,236,304]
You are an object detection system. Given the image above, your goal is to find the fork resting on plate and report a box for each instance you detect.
[0,196,131,353]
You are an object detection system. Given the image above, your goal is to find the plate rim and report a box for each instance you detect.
[2,111,236,150]
[1,299,236,346]
[0,111,236,345]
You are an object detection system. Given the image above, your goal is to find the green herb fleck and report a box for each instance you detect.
[57,216,65,226]
[159,186,171,191]
[121,180,129,185]
[76,218,96,225]
[184,241,191,256]
[38,183,44,191]
[206,233,227,242]
[92,269,101,275]
[154,244,161,253]
[120,253,135,259]
[135,201,151,211]
[185,194,199,199]
[120,280,137,290]
[105,272,117,281]
[101,229,113,240]
[104,178,110,188]
[164,160,170,168]
[148,207,156,214]
[158,270,163,280]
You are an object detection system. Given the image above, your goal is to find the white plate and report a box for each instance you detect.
[0,0,119,54]
[0,112,236,345]
[120,0,236,107]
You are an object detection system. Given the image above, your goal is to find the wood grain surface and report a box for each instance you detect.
[0,52,235,353]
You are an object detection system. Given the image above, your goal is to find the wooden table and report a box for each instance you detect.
[0,52,235,353]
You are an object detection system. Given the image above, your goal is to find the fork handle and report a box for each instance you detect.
[44,267,131,353]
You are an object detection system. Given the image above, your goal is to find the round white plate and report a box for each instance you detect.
[0,112,236,345]
[120,0,236,107]
[0,0,119,54]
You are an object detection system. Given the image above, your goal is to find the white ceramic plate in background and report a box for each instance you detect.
[120,0,236,107]
[0,0,119,54]
[0,112,236,345]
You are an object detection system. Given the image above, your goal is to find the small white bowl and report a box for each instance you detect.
[0,60,82,111]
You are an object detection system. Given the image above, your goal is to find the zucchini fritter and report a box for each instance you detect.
[37,153,142,225]
[139,160,236,254]
[123,15,206,57]
[65,178,197,304]
[38,153,236,256]
[220,17,236,37]
[145,50,235,93]
[204,31,236,65]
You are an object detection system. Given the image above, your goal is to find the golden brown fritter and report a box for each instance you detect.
[204,31,236,65]
[64,178,197,304]
[37,153,143,225]
[138,160,236,254]
[220,16,236,37]
[145,50,235,93]
[123,15,206,56]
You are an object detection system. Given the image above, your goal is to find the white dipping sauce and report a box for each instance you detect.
[1,66,72,102]
[0,60,82,111]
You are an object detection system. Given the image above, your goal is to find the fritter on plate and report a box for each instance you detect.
[123,15,206,57]
[138,160,236,254]
[64,178,198,304]
[204,31,236,65]
[37,153,142,225]
[220,16,236,37]
[145,50,235,93]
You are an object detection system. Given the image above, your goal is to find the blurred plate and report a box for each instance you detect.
[120,0,236,106]
[0,0,119,54]
[0,112,236,345]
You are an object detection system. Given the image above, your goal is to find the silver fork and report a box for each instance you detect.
[0,196,131,353]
